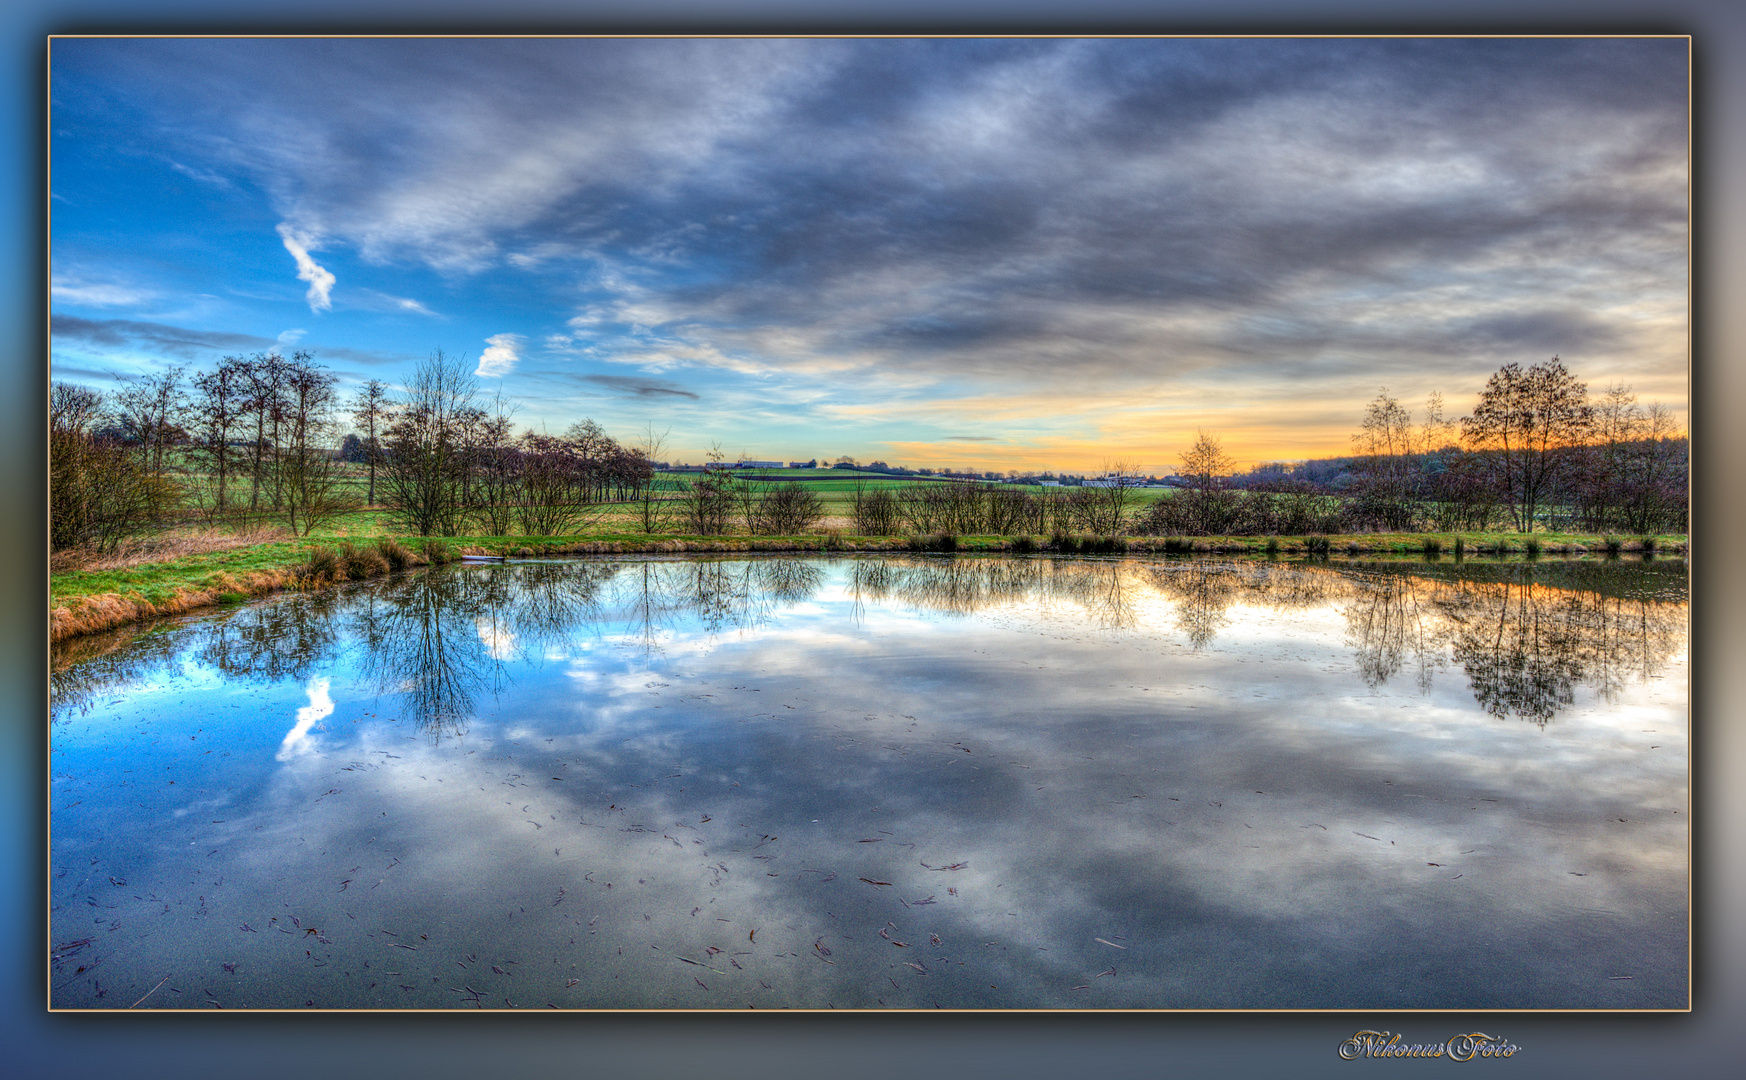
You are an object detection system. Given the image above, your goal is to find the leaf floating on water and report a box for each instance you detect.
[1094,938,1126,950]
[921,861,968,871]
[912,896,937,906]
[859,878,892,888]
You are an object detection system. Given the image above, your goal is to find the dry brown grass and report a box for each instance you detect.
[49,567,297,642]
[51,525,294,573]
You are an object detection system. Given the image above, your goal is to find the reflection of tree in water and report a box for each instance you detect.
[51,621,191,721]
[1339,568,1445,692]
[50,555,1686,735]
[849,557,1136,627]
[609,557,827,646]
[349,569,509,742]
[1430,571,1684,725]
[1145,562,1242,648]
[1143,561,1335,648]
[195,591,341,683]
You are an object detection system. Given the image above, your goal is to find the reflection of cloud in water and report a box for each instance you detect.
[50,556,1688,1009]
[475,615,518,660]
[276,676,333,761]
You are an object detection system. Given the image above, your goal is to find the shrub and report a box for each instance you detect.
[1162,536,1193,555]
[853,488,900,535]
[1010,534,1038,554]
[755,482,826,534]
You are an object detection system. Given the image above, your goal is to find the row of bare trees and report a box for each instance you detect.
[49,349,661,549]
[51,350,352,548]
[1342,358,1686,534]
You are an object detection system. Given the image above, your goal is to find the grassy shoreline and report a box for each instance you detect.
[49,529,1688,644]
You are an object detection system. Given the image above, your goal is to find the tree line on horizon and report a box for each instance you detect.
[49,350,1686,553]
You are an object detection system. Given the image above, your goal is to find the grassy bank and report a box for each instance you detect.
[50,526,1687,644]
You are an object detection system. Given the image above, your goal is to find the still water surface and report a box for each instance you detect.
[50,555,1688,1009]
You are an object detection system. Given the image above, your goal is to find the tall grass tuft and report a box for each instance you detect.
[1305,535,1331,556]
[1264,536,1280,555]
[1010,534,1038,554]
[339,541,391,580]
[299,546,342,585]
[375,536,416,570]
[1452,535,1465,558]
[1523,536,1542,558]
[420,539,458,565]
[1421,536,1443,555]
[1162,536,1193,555]
[1639,536,1657,553]
[1603,536,1622,556]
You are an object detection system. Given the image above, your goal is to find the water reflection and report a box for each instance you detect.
[52,556,1686,733]
[48,554,1687,1010]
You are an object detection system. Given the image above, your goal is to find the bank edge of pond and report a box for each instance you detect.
[50,529,1687,645]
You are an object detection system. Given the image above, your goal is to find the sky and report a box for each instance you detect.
[47,36,1689,473]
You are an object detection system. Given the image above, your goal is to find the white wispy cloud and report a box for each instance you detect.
[51,275,155,308]
[476,332,524,377]
[276,328,306,346]
[275,222,336,313]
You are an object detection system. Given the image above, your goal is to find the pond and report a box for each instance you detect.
[49,554,1689,1010]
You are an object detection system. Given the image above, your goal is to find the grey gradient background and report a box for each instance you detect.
[5,2,1738,1079]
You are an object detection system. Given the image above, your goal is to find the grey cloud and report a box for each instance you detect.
[50,314,274,358]
[943,435,997,442]
[58,38,1687,393]
[576,374,700,400]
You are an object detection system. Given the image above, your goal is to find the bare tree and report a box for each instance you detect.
[50,382,173,551]
[630,424,672,534]
[1176,430,1235,534]
[277,355,356,536]
[350,378,394,508]
[381,350,482,536]
[189,356,248,520]
[1460,357,1593,532]
[1350,389,1417,529]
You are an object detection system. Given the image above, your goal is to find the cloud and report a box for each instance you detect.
[575,373,699,400]
[356,289,439,317]
[943,435,998,442]
[50,314,274,357]
[275,222,336,313]
[51,276,155,308]
[476,333,524,377]
[52,38,1688,462]
[276,328,306,346]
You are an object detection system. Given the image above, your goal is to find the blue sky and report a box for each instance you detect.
[48,36,1688,472]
